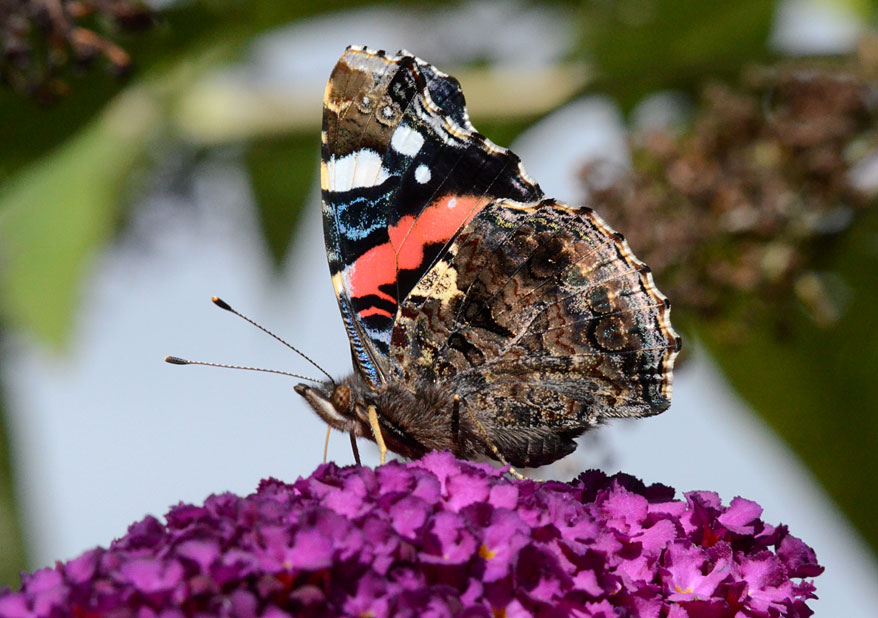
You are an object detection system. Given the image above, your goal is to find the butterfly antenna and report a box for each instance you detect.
[164,356,323,383]
[211,296,335,385]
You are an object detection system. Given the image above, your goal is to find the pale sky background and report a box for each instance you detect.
[2,1,876,616]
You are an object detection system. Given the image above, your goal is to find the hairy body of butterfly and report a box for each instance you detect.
[296,46,681,468]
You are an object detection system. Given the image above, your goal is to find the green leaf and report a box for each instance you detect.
[581,0,775,107]
[0,383,26,588]
[823,0,876,20]
[0,88,158,347]
[244,134,319,266]
[699,208,878,554]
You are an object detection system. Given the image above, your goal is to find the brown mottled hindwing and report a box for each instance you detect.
[391,198,680,466]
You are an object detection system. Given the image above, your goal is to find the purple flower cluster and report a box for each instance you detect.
[0,452,821,617]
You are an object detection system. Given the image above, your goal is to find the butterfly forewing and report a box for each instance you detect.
[321,46,541,385]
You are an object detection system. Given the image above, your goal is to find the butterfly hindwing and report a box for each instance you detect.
[321,46,541,385]
[391,199,680,466]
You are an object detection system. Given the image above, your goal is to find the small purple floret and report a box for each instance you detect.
[0,452,822,617]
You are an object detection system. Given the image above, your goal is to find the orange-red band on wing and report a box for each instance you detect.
[358,306,394,319]
[349,195,485,317]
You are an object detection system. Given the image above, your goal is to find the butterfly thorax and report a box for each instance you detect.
[295,374,485,461]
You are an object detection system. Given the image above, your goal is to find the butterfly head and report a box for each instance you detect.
[294,380,364,434]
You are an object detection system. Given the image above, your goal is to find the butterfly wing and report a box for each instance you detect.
[391,198,681,467]
[322,46,542,386]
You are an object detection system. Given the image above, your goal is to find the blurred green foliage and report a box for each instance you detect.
[0,392,25,588]
[1,88,158,345]
[244,134,319,264]
[581,0,775,108]
[1,0,876,586]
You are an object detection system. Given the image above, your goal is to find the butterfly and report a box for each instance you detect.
[295,46,681,469]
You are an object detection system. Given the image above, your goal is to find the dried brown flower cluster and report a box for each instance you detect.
[1,0,153,102]
[583,48,878,340]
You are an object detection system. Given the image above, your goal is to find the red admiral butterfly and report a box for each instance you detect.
[293,46,681,469]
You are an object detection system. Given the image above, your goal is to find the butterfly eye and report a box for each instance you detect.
[331,384,352,413]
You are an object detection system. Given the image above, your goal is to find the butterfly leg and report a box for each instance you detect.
[367,405,388,465]
[349,432,362,466]
[323,426,331,463]
[451,395,460,441]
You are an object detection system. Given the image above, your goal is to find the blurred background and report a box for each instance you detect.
[1,0,877,615]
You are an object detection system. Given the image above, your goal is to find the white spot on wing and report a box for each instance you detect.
[327,149,390,191]
[414,164,431,184]
[390,124,425,156]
